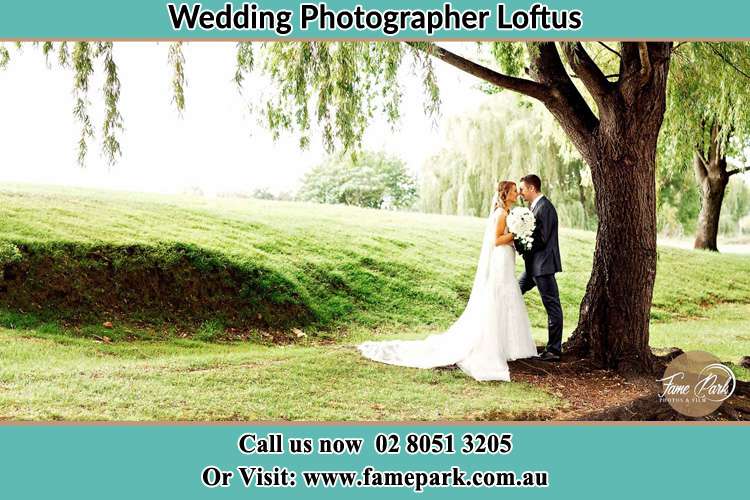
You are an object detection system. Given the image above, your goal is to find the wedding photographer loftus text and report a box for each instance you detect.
[199,431,550,492]
[167,2,583,36]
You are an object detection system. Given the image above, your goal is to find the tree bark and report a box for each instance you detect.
[565,43,672,375]
[567,141,660,374]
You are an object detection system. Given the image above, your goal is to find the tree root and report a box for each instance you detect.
[579,380,750,421]
[510,346,749,421]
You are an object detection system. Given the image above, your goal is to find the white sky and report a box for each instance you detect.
[0,42,487,196]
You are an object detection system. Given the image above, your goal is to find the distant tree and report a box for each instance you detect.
[660,43,750,250]
[251,188,277,200]
[247,188,294,201]
[420,93,595,229]
[719,178,750,236]
[740,212,750,235]
[182,186,205,197]
[274,191,294,202]
[655,165,701,237]
[298,151,417,209]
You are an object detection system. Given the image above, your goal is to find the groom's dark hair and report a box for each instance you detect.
[520,174,542,192]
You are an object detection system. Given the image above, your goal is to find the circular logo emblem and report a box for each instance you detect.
[658,351,736,417]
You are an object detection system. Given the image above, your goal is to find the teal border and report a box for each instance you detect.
[0,424,745,498]
[0,1,749,40]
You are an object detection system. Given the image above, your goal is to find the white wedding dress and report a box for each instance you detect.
[358,199,538,381]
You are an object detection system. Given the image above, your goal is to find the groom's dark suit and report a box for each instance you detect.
[517,196,563,355]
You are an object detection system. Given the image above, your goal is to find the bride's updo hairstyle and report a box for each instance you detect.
[497,181,516,207]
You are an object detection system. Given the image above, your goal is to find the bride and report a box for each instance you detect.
[357,181,538,381]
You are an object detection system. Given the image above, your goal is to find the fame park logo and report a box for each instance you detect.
[657,351,736,417]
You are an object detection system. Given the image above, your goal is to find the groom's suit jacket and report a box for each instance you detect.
[521,196,562,277]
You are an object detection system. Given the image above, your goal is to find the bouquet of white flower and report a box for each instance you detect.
[507,207,536,252]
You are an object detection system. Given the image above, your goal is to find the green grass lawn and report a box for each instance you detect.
[0,184,748,421]
[0,328,558,421]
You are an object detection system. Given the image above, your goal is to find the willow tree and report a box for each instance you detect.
[661,43,750,251]
[420,93,554,217]
[420,92,593,227]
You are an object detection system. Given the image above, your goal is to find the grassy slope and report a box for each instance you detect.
[2,184,749,334]
[0,184,749,420]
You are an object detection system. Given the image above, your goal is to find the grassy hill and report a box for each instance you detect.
[1,184,749,421]
[1,184,750,338]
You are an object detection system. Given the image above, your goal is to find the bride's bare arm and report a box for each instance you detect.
[495,211,515,246]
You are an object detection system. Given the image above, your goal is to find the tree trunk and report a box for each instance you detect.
[693,138,730,251]
[565,45,672,375]
[567,134,660,374]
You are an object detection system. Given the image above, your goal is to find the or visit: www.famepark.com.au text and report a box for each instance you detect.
[238,465,550,492]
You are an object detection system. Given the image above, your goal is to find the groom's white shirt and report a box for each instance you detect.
[531,194,545,211]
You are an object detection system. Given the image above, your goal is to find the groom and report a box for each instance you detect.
[517,174,563,362]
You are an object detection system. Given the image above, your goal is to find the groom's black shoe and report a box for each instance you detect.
[539,350,561,362]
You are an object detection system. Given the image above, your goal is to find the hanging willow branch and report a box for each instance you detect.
[406,43,440,119]
[98,42,123,166]
[41,41,53,67]
[234,42,254,88]
[57,42,69,68]
[0,45,9,69]
[258,42,427,153]
[72,42,94,165]
[168,42,186,114]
